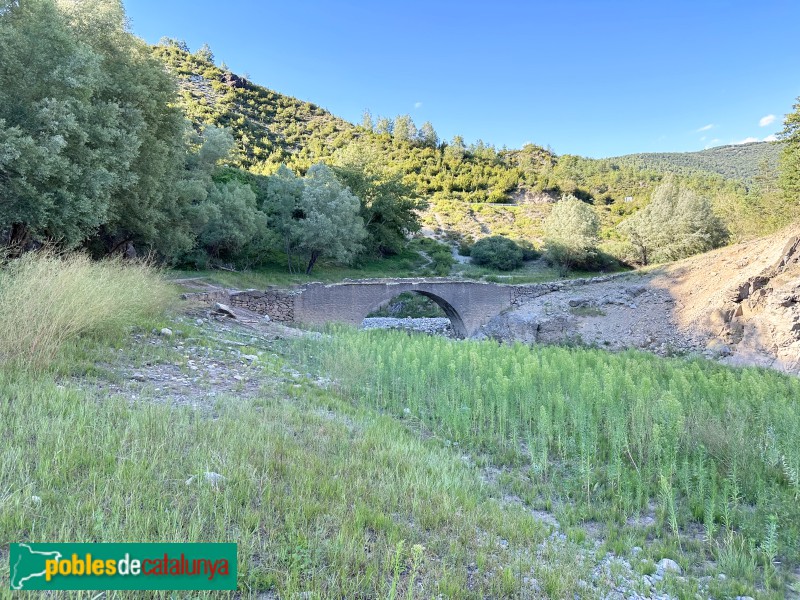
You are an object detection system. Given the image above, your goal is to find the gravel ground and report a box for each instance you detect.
[361,316,455,336]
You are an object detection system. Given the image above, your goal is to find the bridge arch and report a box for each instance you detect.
[364,289,468,338]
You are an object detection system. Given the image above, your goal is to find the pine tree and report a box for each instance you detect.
[779,97,800,205]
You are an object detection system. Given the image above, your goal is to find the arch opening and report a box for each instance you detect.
[361,290,467,338]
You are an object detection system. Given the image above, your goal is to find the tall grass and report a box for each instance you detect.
[0,252,173,370]
[291,328,800,580]
[0,359,557,598]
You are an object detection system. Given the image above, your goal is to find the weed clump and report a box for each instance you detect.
[0,252,172,370]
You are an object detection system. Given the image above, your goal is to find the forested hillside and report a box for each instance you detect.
[155,42,794,254]
[1,1,797,274]
[611,142,781,182]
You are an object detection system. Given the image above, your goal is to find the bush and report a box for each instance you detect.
[0,252,173,370]
[543,195,600,273]
[410,237,455,276]
[518,242,541,261]
[470,236,524,271]
[619,177,727,265]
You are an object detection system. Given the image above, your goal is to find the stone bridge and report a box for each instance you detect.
[187,275,624,338]
[294,280,515,337]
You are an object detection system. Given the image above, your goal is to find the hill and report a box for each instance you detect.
[154,42,758,249]
[610,142,781,182]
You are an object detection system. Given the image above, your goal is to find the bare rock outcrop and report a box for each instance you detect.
[708,234,800,372]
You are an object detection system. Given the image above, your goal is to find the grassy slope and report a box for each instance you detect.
[3,313,796,597]
[0,320,586,599]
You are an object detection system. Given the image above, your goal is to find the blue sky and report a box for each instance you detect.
[124,0,800,158]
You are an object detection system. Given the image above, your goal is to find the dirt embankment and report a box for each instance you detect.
[481,226,800,374]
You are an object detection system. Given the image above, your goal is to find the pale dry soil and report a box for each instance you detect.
[482,225,800,375]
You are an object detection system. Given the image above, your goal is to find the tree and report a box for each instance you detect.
[418,121,438,148]
[293,163,366,274]
[197,180,264,259]
[261,164,304,272]
[470,236,523,270]
[332,142,425,256]
[0,0,124,249]
[779,96,800,206]
[444,135,466,162]
[195,42,214,64]
[393,114,417,143]
[361,109,374,131]
[543,194,600,272]
[374,116,393,135]
[0,0,220,258]
[619,177,727,265]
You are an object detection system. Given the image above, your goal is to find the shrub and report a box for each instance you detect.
[518,242,541,261]
[619,177,728,265]
[470,236,524,271]
[543,195,600,273]
[0,252,173,370]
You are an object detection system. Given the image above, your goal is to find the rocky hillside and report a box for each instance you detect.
[481,225,800,373]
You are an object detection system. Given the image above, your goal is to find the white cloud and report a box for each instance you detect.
[696,124,714,132]
[732,134,779,145]
[759,114,776,127]
[414,101,423,109]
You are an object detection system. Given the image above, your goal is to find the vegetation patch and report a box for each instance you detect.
[569,305,607,317]
[470,236,525,271]
[0,252,172,371]
[289,327,800,595]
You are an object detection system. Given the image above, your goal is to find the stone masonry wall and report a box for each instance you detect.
[228,290,298,322]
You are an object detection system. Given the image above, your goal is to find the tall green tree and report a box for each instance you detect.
[261,164,304,272]
[418,122,439,148]
[374,116,393,136]
[293,163,366,274]
[444,135,466,162]
[195,42,214,64]
[619,177,727,265]
[198,180,264,259]
[360,109,374,131]
[779,96,800,206]
[0,0,131,249]
[543,194,600,271]
[0,0,206,258]
[332,143,425,256]
[393,115,417,143]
